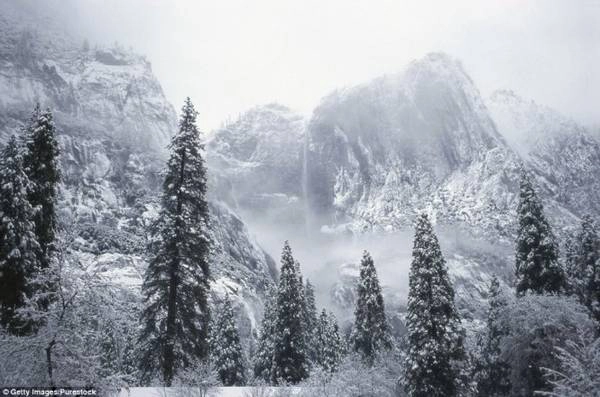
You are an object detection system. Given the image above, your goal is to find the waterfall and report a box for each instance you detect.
[302,126,311,236]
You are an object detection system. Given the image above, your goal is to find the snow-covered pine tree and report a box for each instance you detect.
[304,279,318,364]
[294,261,306,327]
[564,235,579,296]
[351,250,391,364]
[565,215,600,324]
[475,276,511,397]
[515,170,566,295]
[0,136,41,335]
[253,286,277,383]
[405,213,465,397]
[138,98,211,386]
[22,104,60,274]
[209,295,246,386]
[329,312,346,359]
[272,241,308,384]
[315,309,344,373]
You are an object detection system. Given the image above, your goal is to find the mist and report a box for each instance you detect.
[238,207,415,311]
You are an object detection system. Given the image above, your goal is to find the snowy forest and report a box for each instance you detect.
[1,1,599,397]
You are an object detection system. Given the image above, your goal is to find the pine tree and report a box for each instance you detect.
[351,250,391,364]
[565,215,600,324]
[329,312,346,362]
[0,137,41,334]
[564,235,580,296]
[210,295,246,386]
[304,279,318,364]
[138,98,211,386]
[405,214,465,397]
[315,309,344,373]
[515,170,566,295]
[475,276,511,397]
[22,104,60,274]
[253,286,277,383]
[271,241,308,384]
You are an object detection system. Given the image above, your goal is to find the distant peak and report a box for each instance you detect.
[409,52,465,72]
[422,51,459,64]
[240,103,301,120]
[257,103,293,112]
[401,52,474,89]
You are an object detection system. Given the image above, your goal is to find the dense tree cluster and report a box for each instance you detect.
[0,104,60,336]
[253,241,351,384]
[2,100,599,397]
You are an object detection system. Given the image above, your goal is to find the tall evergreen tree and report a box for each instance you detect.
[22,104,60,273]
[304,279,318,364]
[272,241,308,384]
[210,295,246,386]
[565,215,600,324]
[0,136,41,334]
[515,171,566,295]
[405,214,465,397]
[138,98,211,386]
[475,276,511,397]
[315,309,344,373]
[351,250,391,364]
[253,286,277,383]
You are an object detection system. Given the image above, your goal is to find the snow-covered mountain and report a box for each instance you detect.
[208,52,600,325]
[0,1,276,346]
[2,0,599,343]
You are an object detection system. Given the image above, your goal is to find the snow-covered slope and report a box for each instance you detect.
[488,89,600,217]
[0,1,276,346]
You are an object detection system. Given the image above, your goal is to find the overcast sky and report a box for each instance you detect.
[66,0,599,131]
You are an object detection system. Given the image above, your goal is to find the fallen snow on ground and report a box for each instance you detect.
[117,386,302,397]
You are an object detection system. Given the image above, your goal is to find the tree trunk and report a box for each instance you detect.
[46,339,55,387]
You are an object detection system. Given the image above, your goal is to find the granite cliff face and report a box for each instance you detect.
[304,53,519,236]
[207,103,306,229]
